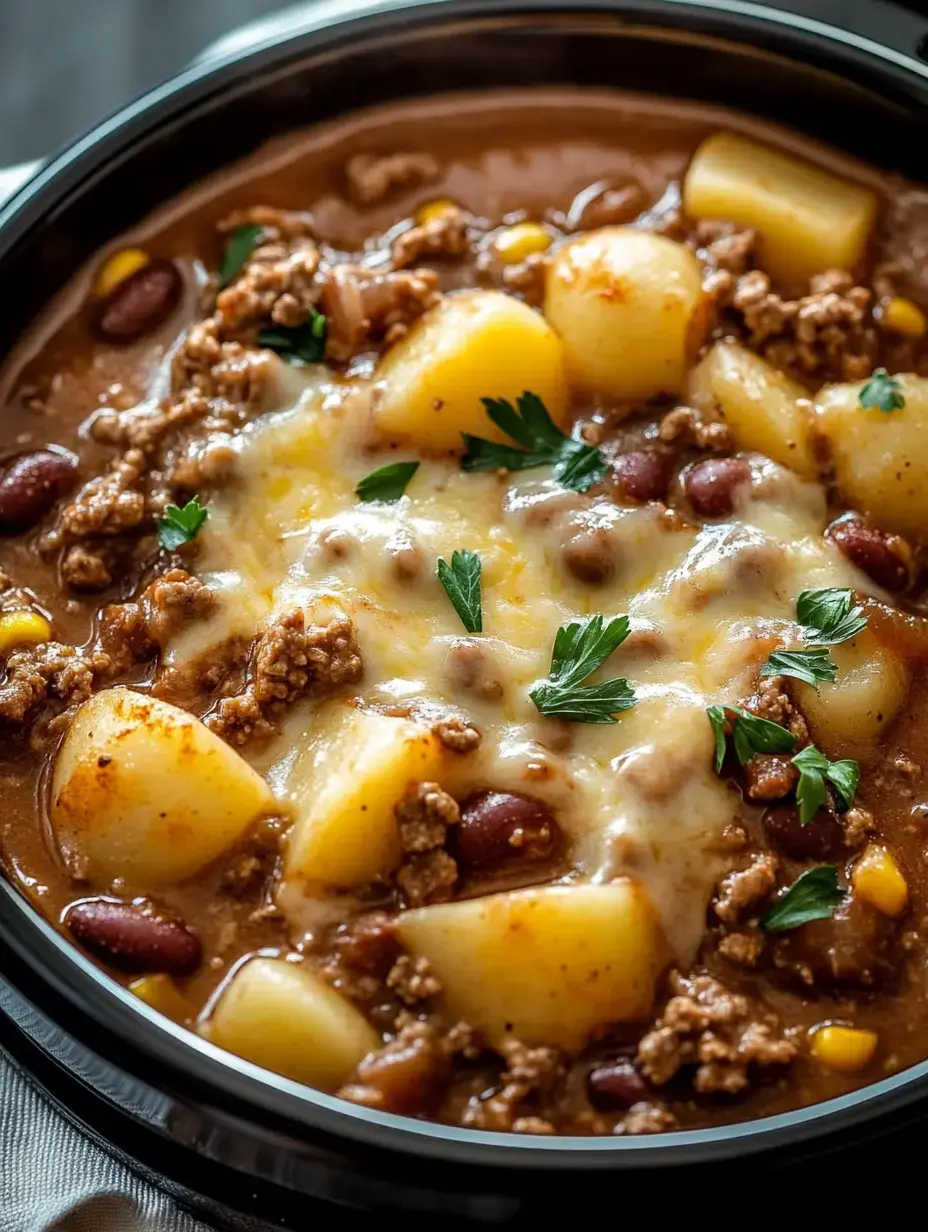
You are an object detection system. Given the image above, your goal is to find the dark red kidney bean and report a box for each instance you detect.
[0,449,78,532]
[612,450,671,504]
[456,790,556,867]
[95,259,183,344]
[66,899,201,976]
[762,803,846,861]
[587,1059,650,1110]
[826,517,912,593]
[775,898,898,990]
[684,457,751,518]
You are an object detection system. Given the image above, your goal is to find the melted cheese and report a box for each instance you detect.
[171,366,871,960]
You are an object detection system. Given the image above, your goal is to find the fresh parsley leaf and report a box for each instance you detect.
[761,865,844,933]
[257,306,327,365]
[859,368,905,413]
[355,461,419,503]
[461,391,607,494]
[437,549,482,634]
[707,704,728,773]
[157,498,208,551]
[729,706,796,766]
[761,648,837,688]
[530,614,636,723]
[824,757,861,813]
[797,587,868,647]
[219,224,264,288]
[790,745,860,823]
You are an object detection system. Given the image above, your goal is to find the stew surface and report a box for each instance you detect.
[4,88,928,1136]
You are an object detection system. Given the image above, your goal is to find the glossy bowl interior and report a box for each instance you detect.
[4,0,928,1221]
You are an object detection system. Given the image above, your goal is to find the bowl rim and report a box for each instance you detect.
[3,0,928,1170]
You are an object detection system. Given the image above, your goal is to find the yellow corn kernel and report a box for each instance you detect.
[881,296,927,338]
[852,843,909,918]
[414,198,458,226]
[811,1024,878,1073]
[93,247,150,299]
[0,610,51,653]
[494,222,553,265]
[130,974,192,1023]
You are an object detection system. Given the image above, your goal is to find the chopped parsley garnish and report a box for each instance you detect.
[859,368,905,413]
[797,587,867,647]
[157,498,208,550]
[257,305,327,365]
[706,705,796,772]
[761,865,844,933]
[761,648,838,688]
[437,549,483,634]
[355,461,419,503]
[461,391,607,494]
[219,224,264,288]
[530,615,636,723]
[791,745,860,823]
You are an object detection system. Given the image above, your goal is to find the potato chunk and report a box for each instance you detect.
[205,958,379,1090]
[683,132,876,287]
[374,290,568,453]
[283,705,446,890]
[52,689,274,888]
[815,376,928,535]
[544,227,706,399]
[795,630,907,749]
[398,882,663,1050]
[688,340,816,477]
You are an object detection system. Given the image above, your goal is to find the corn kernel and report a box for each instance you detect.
[130,974,192,1023]
[494,222,553,265]
[852,843,909,918]
[414,198,458,226]
[0,610,51,653]
[810,1024,878,1073]
[881,296,927,338]
[93,248,150,300]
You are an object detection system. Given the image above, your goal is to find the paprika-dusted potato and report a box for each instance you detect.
[398,882,663,1050]
[205,958,380,1090]
[683,131,877,287]
[52,689,275,888]
[543,226,707,399]
[374,290,568,453]
[795,629,907,750]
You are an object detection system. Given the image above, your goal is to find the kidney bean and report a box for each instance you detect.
[825,517,912,593]
[762,803,846,861]
[456,790,556,867]
[0,449,78,532]
[612,450,671,504]
[66,898,201,976]
[587,1059,650,1110]
[95,259,183,344]
[775,898,898,990]
[684,457,751,518]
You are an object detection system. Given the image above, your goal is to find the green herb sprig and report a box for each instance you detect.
[761,865,844,933]
[157,498,208,550]
[796,588,867,647]
[791,745,860,824]
[760,648,838,688]
[219,224,264,288]
[859,368,905,413]
[355,461,419,503]
[706,705,796,773]
[258,306,327,365]
[530,615,636,723]
[437,549,483,634]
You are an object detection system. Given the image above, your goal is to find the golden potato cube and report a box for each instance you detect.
[544,227,707,399]
[852,844,909,918]
[398,882,663,1051]
[795,630,907,750]
[810,1024,878,1073]
[687,341,816,476]
[205,958,380,1090]
[881,297,926,338]
[494,222,552,265]
[683,132,876,287]
[283,706,446,890]
[51,688,275,889]
[374,290,568,453]
[0,610,51,652]
[815,376,928,535]
[130,974,193,1023]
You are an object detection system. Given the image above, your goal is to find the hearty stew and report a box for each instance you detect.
[3,88,928,1136]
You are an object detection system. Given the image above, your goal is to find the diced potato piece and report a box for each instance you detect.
[130,974,193,1023]
[687,341,816,476]
[794,629,907,749]
[544,227,707,399]
[205,958,379,1090]
[683,132,877,287]
[374,290,568,453]
[881,297,926,338]
[398,882,663,1051]
[852,844,909,918]
[815,376,928,535]
[810,1024,878,1073]
[0,609,51,652]
[51,689,275,888]
[283,705,446,890]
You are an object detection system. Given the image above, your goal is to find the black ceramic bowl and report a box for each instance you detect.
[4,1,928,1226]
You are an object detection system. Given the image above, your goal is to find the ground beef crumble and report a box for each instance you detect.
[345,151,440,205]
[462,1038,565,1133]
[431,714,481,753]
[712,853,778,924]
[395,781,460,907]
[392,206,470,268]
